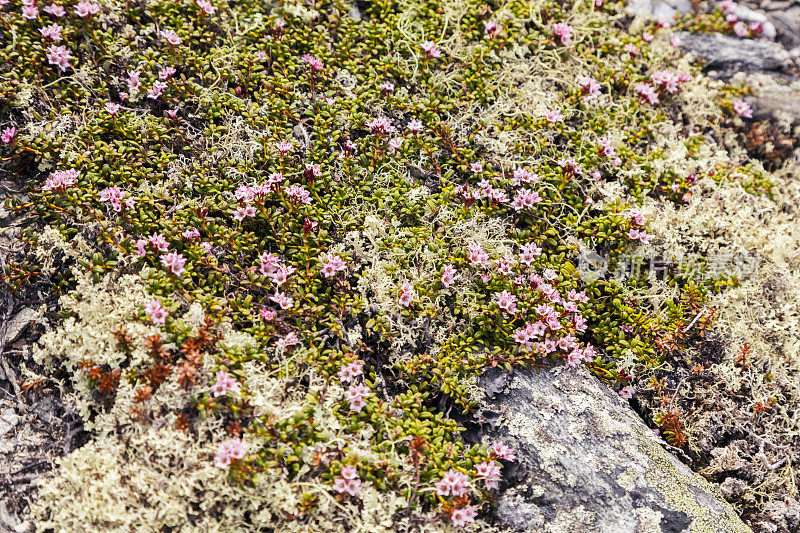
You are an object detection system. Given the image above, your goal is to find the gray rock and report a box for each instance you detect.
[677,32,792,78]
[479,367,751,533]
[740,0,800,48]
[629,0,692,20]
[0,407,19,437]
[748,85,800,125]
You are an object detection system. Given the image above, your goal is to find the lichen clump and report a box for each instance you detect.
[0,0,790,529]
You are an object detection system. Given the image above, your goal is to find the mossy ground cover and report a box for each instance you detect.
[0,0,793,529]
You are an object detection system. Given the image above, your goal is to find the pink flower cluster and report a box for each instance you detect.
[1,127,16,144]
[338,360,363,382]
[434,468,470,497]
[490,440,516,461]
[650,70,691,94]
[475,461,502,489]
[74,1,100,17]
[441,264,457,287]
[319,252,347,278]
[366,116,395,136]
[345,383,370,412]
[301,53,324,71]
[551,22,574,45]
[160,251,187,275]
[40,23,63,41]
[99,186,133,212]
[214,438,248,468]
[450,506,478,528]
[494,290,518,314]
[421,40,442,58]
[42,168,79,191]
[483,20,501,39]
[398,280,417,307]
[211,370,240,397]
[144,299,168,325]
[733,99,752,118]
[332,465,362,496]
[285,184,312,205]
[634,82,659,105]
[627,228,652,244]
[577,76,602,102]
[46,45,72,72]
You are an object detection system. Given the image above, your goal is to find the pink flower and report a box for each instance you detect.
[379,81,395,93]
[98,185,129,212]
[490,440,516,461]
[42,168,79,191]
[407,119,423,134]
[732,99,752,118]
[441,265,457,287]
[434,469,470,497]
[623,43,639,56]
[366,116,395,136]
[46,45,72,72]
[144,299,168,325]
[475,461,502,489]
[733,21,748,37]
[466,242,490,268]
[627,228,652,244]
[105,102,121,115]
[160,251,187,275]
[159,66,176,80]
[43,3,66,17]
[494,290,518,314]
[519,242,542,265]
[39,23,62,41]
[332,468,362,496]
[483,20,501,38]
[398,281,417,308]
[642,30,654,42]
[233,204,257,221]
[74,1,100,17]
[275,331,300,350]
[320,253,347,278]
[450,506,478,528]
[268,264,295,287]
[148,232,169,252]
[147,81,168,100]
[671,34,683,48]
[211,370,240,397]
[270,291,294,310]
[183,228,200,240]
[448,506,479,528]
[387,137,403,153]
[345,383,371,412]
[22,4,39,19]
[285,184,312,205]
[544,109,564,123]
[619,386,635,399]
[301,53,324,71]
[577,76,601,101]
[275,139,293,154]
[160,29,182,45]
[421,40,442,58]
[510,189,542,211]
[1,127,16,144]
[551,22,574,45]
[127,71,141,93]
[634,82,659,105]
[214,438,248,468]
[260,308,275,321]
[628,210,647,226]
[338,361,363,383]
[196,0,215,15]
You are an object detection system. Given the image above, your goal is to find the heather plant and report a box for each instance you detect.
[0,0,787,529]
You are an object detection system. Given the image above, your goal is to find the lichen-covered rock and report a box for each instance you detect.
[476,368,751,533]
[677,32,793,78]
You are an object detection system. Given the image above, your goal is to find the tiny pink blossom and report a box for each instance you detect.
[105,102,121,115]
[301,53,324,71]
[214,438,248,468]
[160,29,182,46]
[732,99,752,118]
[551,22,574,45]
[451,506,478,528]
[320,253,347,278]
[74,1,100,17]
[544,109,564,123]
[338,361,363,383]
[441,264,457,287]
[196,0,215,15]
[260,308,275,321]
[144,299,168,325]
[1,127,16,144]
[475,461,502,489]
[160,251,187,275]
[490,440,516,461]
[398,281,417,308]
[211,370,240,397]
[345,383,371,412]
[270,291,294,310]
[434,469,470,497]
[39,23,63,41]
[421,40,442,58]
[619,386,635,399]
[494,290,518,314]
[46,45,72,72]
[22,4,39,19]
[43,3,66,16]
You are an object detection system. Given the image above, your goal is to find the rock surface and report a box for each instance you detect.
[477,367,751,533]
[677,32,793,78]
